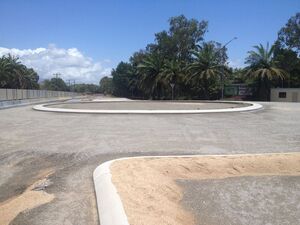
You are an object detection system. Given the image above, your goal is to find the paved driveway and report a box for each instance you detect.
[0,101,299,224]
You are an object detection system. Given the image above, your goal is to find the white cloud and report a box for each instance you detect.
[228,58,245,68]
[0,44,111,84]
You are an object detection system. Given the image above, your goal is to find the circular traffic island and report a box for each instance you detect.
[33,100,262,114]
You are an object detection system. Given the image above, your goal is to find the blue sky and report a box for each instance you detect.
[0,0,299,83]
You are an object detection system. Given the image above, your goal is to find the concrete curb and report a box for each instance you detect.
[93,152,297,225]
[92,98,132,102]
[33,100,263,114]
[93,160,130,225]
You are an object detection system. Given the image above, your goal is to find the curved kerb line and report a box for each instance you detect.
[93,152,298,225]
[33,101,263,114]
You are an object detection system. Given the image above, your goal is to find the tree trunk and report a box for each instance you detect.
[204,77,209,100]
[259,77,270,101]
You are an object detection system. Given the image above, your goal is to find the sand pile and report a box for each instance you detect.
[0,169,55,225]
[111,153,300,225]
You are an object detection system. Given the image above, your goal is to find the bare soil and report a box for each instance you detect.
[48,101,247,110]
[111,153,300,225]
[0,169,55,225]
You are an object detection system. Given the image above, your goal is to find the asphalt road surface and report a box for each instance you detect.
[0,100,300,224]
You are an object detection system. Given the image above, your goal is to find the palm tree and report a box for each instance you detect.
[162,59,184,99]
[127,70,139,98]
[0,56,11,87]
[245,43,287,100]
[0,54,40,89]
[24,68,39,89]
[186,43,226,99]
[14,65,28,89]
[137,53,165,99]
[8,55,29,89]
[1,54,25,88]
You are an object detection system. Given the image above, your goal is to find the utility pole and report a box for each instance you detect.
[53,73,60,79]
[217,37,237,99]
[66,79,75,97]
[53,73,61,91]
[73,80,75,92]
[66,79,71,92]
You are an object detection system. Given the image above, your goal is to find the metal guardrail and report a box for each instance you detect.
[0,88,77,101]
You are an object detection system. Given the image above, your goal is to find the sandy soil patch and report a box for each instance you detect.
[48,101,245,110]
[0,169,55,225]
[111,153,300,225]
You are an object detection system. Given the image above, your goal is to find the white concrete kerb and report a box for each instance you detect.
[33,100,263,114]
[93,160,130,225]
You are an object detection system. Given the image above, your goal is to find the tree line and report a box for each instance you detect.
[100,13,300,101]
[0,54,39,89]
[40,76,100,93]
[1,13,299,98]
[0,55,100,93]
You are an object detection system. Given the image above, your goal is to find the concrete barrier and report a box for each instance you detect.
[0,97,73,109]
[0,88,76,101]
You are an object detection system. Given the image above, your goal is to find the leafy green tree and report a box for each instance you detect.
[273,43,300,88]
[148,15,208,62]
[41,77,68,91]
[99,76,113,95]
[273,13,300,89]
[127,73,140,98]
[278,12,300,54]
[226,68,252,85]
[109,15,232,100]
[74,83,100,93]
[111,62,134,97]
[245,43,287,100]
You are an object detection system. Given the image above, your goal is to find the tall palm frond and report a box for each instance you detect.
[245,43,287,80]
[163,59,184,83]
[137,53,165,98]
[186,43,226,98]
[245,43,288,100]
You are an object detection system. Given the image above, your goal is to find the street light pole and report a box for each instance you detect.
[219,37,237,99]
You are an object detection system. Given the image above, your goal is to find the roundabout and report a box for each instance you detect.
[1,100,300,225]
[33,100,262,114]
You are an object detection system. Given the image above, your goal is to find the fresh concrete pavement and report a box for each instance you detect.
[0,100,300,224]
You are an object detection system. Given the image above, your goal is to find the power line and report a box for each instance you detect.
[66,79,76,92]
[53,73,61,91]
